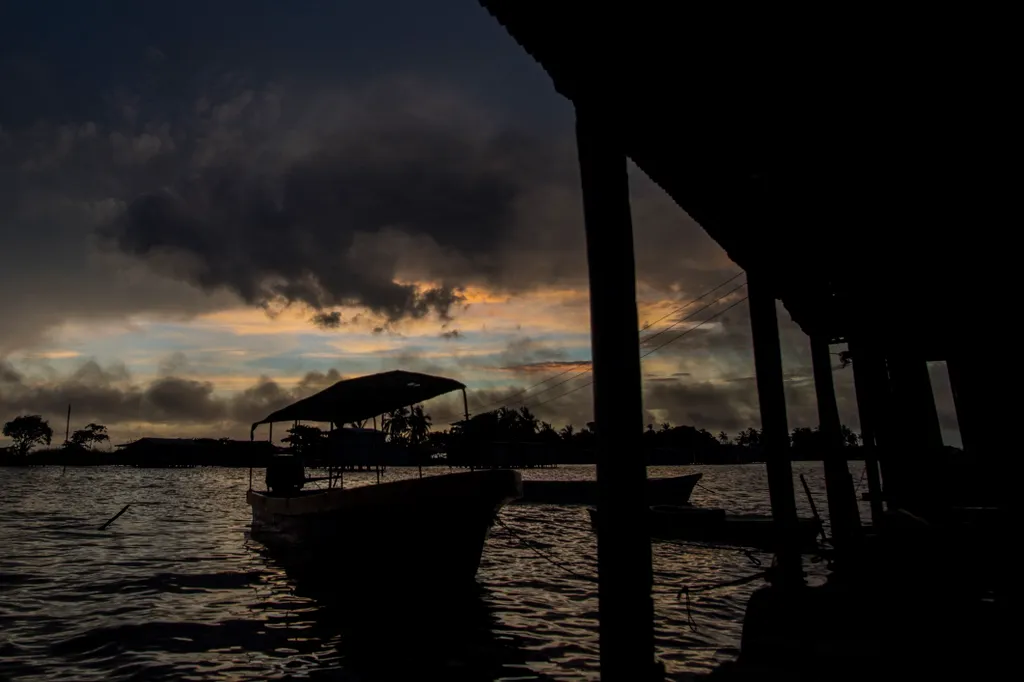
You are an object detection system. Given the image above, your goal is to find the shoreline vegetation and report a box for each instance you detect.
[1,406,954,468]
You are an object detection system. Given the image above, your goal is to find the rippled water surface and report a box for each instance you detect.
[1,463,865,680]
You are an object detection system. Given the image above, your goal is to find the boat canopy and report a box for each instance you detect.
[250,370,466,438]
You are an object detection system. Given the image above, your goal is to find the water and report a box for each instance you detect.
[0,463,865,680]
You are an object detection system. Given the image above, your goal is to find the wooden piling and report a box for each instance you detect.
[747,273,803,587]
[810,335,860,546]
[848,339,885,525]
[575,102,657,680]
[887,352,943,450]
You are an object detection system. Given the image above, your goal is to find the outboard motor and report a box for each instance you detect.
[265,456,305,495]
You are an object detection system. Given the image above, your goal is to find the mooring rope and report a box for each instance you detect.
[495,516,598,583]
[854,465,868,491]
[494,515,770,632]
[676,571,769,632]
[696,481,718,496]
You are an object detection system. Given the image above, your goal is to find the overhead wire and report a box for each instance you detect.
[639,294,748,359]
[471,271,743,413]
[519,284,748,409]
[638,281,747,348]
[523,292,749,410]
[510,284,746,408]
[638,271,744,334]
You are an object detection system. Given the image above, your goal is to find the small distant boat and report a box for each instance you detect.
[517,472,702,506]
[587,504,821,552]
[245,370,522,583]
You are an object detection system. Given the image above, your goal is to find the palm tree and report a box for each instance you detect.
[736,427,762,448]
[537,421,559,443]
[840,425,860,447]
[282,424,326,455]
[407,405,432,446]
[382,406,410,444]
[494,406,518,436]
[517,406,539,436]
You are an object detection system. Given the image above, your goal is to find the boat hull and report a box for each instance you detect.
[247,469,522,583]
[516,472,701,505]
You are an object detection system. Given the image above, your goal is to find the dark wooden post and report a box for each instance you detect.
[887,353,943,450]
[884,351,942,507]
[575,102,657,680]
[860,343,902,511]
[747,273,803,587]
[809,335,861,545]
[848,339,885,524]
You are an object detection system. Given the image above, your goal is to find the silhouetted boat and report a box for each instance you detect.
[517,472,701,505]
[587,504,820,552]
[245,370,522,583]
[248,469,520,582]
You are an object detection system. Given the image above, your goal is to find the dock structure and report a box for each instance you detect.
[478,2,1001,679]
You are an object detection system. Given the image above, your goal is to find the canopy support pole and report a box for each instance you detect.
[329,421,334,489]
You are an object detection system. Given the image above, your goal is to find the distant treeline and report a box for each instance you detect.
[0,438,280,468]
[2,406,869,468]
[442,407,865,467]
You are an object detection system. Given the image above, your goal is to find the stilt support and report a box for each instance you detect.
[810,335,861,546]
[848,339,885,525]
[747,273,803,587]
[576,102,658,681]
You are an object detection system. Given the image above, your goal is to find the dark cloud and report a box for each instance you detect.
[0,359,221,428]
[143,377,226,422]
[294,368,344,397]
[0,70,734,352]
[0,2,768,437]
[378,353,450,379]
[157,351,190,376]
[1,363,25,384]
[1,350,963,447]
[229,377,295,426]
[643,379,761,433]
[311,311,344,329]
[0,359,350,440]
[497,337,570,372]
[93,81,559,324]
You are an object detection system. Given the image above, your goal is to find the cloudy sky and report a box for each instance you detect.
[0,1,961,447]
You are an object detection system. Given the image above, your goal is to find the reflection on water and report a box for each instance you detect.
[0,463,860,680]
